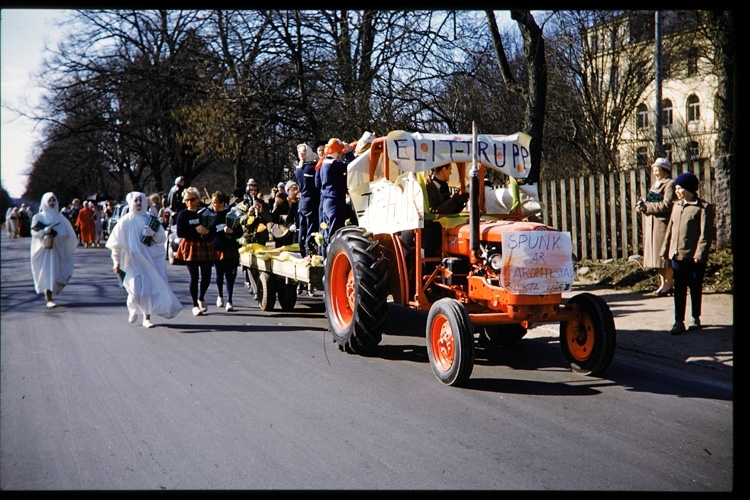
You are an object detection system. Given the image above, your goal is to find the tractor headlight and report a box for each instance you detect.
[488,252,503,271]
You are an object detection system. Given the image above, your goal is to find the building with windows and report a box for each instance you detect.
[615,12,718,169]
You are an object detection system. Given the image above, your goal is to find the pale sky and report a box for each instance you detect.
[1,8,66,199]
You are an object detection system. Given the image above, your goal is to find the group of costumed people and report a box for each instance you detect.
[25,132,374,327]
[30,191,182,327]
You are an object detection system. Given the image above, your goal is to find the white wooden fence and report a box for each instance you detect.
[538,160,714,261]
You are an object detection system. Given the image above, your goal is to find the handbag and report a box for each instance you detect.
[645,190,663,203]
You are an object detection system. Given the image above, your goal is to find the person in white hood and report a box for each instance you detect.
[106,191,182,327]
[30,192,78,308]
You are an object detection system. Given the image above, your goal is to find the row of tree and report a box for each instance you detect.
[13,10,733,248]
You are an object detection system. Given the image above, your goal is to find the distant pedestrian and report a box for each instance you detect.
[77,201,96,247]
[106,191,182,328]
[661,172,714,335]
[17,203,31,237]
[30,192,77,308]
[6,207,19,238]
[636,158,676,296]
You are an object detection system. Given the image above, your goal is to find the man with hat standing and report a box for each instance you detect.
[660,171,714,335]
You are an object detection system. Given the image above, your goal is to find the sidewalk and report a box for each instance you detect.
[527,284,734,384]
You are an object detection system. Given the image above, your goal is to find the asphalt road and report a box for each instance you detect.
[0,231,733,491]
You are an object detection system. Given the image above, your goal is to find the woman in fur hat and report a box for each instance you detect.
[636,157,676,296]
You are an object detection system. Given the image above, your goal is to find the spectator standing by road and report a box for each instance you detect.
[174,186,217,316]
[660,172,714,335]
[295,143,320,257]
[209,190,240,312]
[106,191,182,328]
[636,158,676,296]
[167,176,186,220]
[30,192,77,308]
[315,138,354,258]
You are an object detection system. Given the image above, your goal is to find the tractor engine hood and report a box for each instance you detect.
[444,219,555,256]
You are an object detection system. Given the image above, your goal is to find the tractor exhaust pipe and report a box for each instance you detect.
[469,123,480,259]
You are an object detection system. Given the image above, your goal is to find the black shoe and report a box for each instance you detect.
[669,321,686,335]
[656,287,674,297]
[687,318,702,330]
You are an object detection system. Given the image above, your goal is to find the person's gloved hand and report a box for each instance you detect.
[142,227,156,238]
[289,224,297,233]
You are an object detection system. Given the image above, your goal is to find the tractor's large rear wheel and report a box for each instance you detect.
[560,292,616,376]
[426,298,475,386]
[324,227,388,354]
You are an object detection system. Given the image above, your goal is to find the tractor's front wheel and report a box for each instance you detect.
[560,292,616,376]
[324,227,388,354]
[426,298,475,386]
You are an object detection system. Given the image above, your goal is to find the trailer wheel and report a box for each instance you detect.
[276,278,297,312]
[258,271,276,311]
[479,324,527,348]
[560,292,616,376]
[426,298,474,386]
[324,227,388,354]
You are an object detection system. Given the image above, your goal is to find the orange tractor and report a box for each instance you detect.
[324,129,616,386]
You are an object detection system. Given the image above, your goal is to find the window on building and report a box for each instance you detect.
[637,147,648,167]
[687,94,701,122]
[662,99,673,127]
[661,53,672,79]
[687,141,699,161]
[590,33,599,53]
[636,103,649,129]
[662,144,672,163]
[687,47,698,77]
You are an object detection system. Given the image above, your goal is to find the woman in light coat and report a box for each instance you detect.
[30,192,77,308]
[636,158,676,295]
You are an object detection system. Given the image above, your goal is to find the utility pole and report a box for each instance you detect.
[654,11,663,158]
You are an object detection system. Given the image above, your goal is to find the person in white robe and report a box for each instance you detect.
[30,192,78,308]
[106,191,182,328]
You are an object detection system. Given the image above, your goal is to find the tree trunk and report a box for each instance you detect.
[712,155,733,250]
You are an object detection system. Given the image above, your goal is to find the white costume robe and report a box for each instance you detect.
[106,192,182,319]
[30,192,77,295]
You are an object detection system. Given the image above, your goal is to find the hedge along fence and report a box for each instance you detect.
[537,160,714,262]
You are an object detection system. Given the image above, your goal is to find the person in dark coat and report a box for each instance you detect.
[295,143,320,257]
[315,138,354,258]
[209,190,240,312]
[660,172,714,335]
